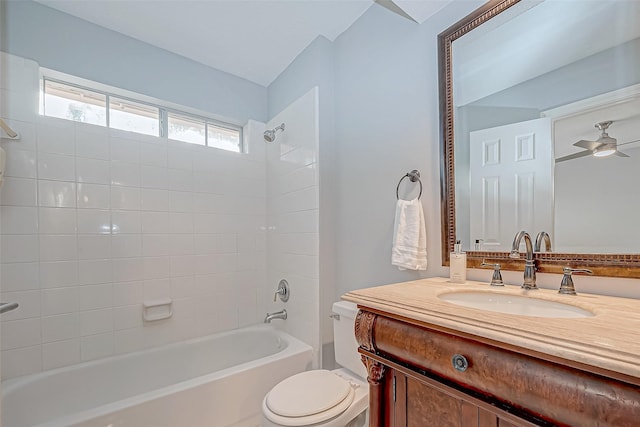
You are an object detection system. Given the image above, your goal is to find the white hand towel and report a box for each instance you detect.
[392,198,427,270]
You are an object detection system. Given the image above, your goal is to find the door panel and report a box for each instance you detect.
[406,376,465,427]
[469,117,553,250]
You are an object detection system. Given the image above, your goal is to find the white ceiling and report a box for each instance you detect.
[35,0,454,87]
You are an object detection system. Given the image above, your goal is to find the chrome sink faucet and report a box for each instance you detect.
[510,231,537,289]
[534,231,552,252]
[264,309,287,323]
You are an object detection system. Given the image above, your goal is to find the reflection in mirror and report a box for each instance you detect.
[439,0,640,277]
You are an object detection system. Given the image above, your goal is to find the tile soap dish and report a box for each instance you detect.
[143,298,173,322]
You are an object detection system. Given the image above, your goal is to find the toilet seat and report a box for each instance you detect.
[262,370,357,426]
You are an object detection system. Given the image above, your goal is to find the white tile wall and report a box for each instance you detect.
[1,53,320,381]
[77,158,110,185]
[37,180,77,208]
[265,87,321,367]
[2,262,40,292]
[0,177,38,206]
[3,145,37,178]
[39,261,78,288]
[0,53,268,379]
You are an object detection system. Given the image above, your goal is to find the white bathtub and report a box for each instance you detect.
[2,325,312,427]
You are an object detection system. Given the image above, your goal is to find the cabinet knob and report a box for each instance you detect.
[452,354,469,372]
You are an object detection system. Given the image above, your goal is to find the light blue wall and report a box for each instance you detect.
[470,37,640,110]
[331,2,482,294]
[268,36,334,119]
[267,1,640,303]
[332,4,436,292]
[2,0,267,123]
[267,1,483,299]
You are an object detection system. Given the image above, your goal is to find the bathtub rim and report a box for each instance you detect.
[2,323,313,427]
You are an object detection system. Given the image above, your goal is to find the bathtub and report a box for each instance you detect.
[2,325,312,427]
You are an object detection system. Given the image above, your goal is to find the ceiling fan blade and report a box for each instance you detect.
[555,150,592,163]
[573,139,601,150]
[614,150,630,158]
[618,138,640,147]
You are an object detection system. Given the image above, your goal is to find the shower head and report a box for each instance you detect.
[264,123,285,142]
[263,130,276,143]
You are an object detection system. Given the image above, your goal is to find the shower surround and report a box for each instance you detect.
[0,52,320,380]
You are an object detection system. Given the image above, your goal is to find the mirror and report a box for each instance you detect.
[438,0,640,278]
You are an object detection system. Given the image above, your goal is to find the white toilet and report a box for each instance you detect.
[261,301,369,427]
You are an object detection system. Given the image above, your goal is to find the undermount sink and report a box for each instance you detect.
[439,291,595,318]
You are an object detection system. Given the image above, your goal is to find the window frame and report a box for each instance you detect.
[40,73,244,152]
[42,78,108,127]
[165,109,243,151]
[108,95,161,137]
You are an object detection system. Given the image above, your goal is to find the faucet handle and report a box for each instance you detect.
[559,267,593,295]
[273,279,290,302]
[481,261,504,286]
[563,267,593,275]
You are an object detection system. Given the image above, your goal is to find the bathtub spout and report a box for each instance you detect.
[264,309,287,323]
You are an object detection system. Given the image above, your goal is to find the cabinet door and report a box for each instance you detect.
[390,370,530,427]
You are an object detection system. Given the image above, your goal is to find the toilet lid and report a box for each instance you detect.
[266,370,352,418]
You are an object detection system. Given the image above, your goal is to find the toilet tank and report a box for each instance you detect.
[332,301,368,380]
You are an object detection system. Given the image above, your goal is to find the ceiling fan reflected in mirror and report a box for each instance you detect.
[555,120,639,163]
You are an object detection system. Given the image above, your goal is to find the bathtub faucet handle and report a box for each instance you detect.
[273,279,290,302]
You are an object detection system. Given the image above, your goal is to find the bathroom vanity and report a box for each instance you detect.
[343,278,640,426]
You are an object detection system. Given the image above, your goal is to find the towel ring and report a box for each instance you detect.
[396,170,422,200]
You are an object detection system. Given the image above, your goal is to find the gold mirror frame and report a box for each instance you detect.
[438,0,640,279]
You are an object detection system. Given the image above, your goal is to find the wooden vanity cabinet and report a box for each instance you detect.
[382,367,531,427]
[355,309,640,427]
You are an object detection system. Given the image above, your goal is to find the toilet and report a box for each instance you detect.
[261,301,369,427]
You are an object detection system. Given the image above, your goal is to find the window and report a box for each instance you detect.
[168,113,242,152]
[208,124,241,153]
[168,113,205,145]
[43,80,106,126]
[41,76,243,152]
[109,97,159,137]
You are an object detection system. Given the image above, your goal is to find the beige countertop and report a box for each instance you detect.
[343,277,640,379]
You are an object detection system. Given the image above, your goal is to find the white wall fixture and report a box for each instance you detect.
[0,121,18,187]
[0,118,20,139]
[0,146,6,188]
[142,298,173,322]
